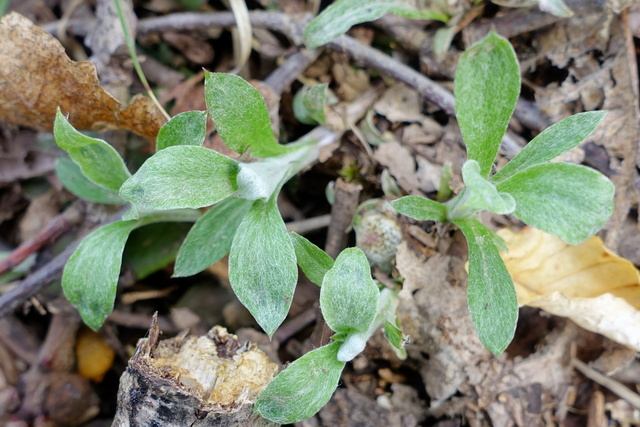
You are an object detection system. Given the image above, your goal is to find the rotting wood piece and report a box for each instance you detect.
[113,315,279,426]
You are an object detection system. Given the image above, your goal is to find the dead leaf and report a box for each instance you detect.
[396,242,575,425]
[374,83,424,123]
[500,227,640,351]
[532,14,640,251]
[0,13,165,141]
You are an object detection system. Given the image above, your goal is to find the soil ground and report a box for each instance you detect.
[1,0,640,426]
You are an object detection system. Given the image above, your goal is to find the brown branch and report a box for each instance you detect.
[0,203,83,276]
[0,207,128,318]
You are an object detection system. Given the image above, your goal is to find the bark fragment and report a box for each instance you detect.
[113,317,279,426]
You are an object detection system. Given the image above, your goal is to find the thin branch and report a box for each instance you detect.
[0,207,128,318]
[0,203,83,276]
[264,49,320,94]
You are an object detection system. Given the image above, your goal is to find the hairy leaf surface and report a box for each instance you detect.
[156,110,207,151]
[119,145,239,210]
[497,163,615,244]
[54,110,131,191]
[255,342,345,424]
[55,158,124,204]
[455,30,520,177]
[174,198,252,277]
[320,248,379,335]
[204,72,292,158]
[290,232,334,286]
[390,196,446,222]
[454,218,518,356]
[228,198,298,336]
[303,0,447,49]
[492,111,606,184]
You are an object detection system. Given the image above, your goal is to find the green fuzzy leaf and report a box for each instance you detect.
[491,111,606,185]
[119,145,239,210]
[123,222,193,280]
[454,218,518,356]
[156,110,207,151]
[63,220,138,330]
[390,195,446,222]
[320,248,379,335]
[255,342,345,424]
[54,110,131,190]
[459,159,515,215]
[538,0,573,17]
[496,163,615,244]
[290,232,334,287]
[303,0,448,49]
[235,144,317,201]
[55,158,124,204]
[228,198,298,337]
[63,210,200,330]
[204,72,291,158]
[455,30,520,177]
[384,321,406,353]
[293,84,328,125]
[174,198,252,277]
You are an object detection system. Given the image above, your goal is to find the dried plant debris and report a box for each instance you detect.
[395,243,577,425]
[501,226,640,351]
[532,14,639,250]
[0,13,165,141]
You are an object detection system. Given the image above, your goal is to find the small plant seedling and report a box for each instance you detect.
[255,247,405,424]
[55,71,343,336]
[390,30,614,355]
[303,0,448,49]
[53,110,201,330]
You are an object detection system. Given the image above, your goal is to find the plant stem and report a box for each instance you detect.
[113,0,170,121]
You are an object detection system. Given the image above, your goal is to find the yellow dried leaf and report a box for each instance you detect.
[76,327,116,382]
[0,13,165,141]
[500,227,640,350]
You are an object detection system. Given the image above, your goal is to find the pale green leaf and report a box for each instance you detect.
[290,232,334,287]
[255,342,345,424]
[539,0,573,17]
[119,145,239,210]
[454,218,518,356]
[123,222,193,280]
[293,84,328,125]
[63,220,138,330]
[228,198,298,337]
[54,110,131,190]
[491,111,606,184]
[55,158,124,204]
[235,144,318,201]
[390,196,446,222]
[496,163,615,244]
[455,30,520,177]
[384,321,407,357]
[320,248,379,335]
[204,72,291,158]
[174,198,252,277]
[457,159,515,216]
[156,110,207,151]
[63,210,199,330]
[303,0,448,49]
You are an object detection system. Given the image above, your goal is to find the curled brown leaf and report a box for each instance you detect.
[0,12,165,141]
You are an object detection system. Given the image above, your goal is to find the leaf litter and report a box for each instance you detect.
[0,12,165,141]
[1,1,640,426]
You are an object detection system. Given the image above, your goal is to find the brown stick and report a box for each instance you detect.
[0,206,127,318]
[324,178,362,259]
[0,203,83,276]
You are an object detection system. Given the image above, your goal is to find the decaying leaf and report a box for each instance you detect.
[500,227,640,351]
[0,13,165,141]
